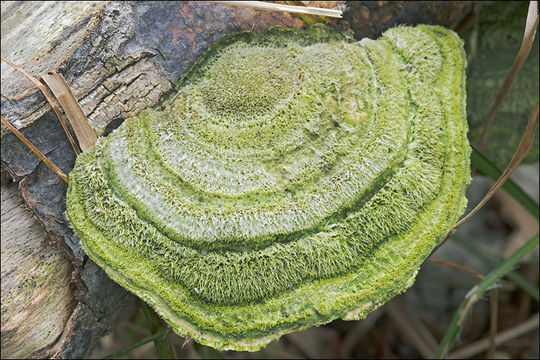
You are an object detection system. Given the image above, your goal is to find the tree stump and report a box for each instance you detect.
[0,2,472,358]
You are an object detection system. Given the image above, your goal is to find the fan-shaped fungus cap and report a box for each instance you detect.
[66,24,470,351]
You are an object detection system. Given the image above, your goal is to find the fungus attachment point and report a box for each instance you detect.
[66,24,470,351]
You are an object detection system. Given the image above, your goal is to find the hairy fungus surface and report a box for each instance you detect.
[66,24,470,351]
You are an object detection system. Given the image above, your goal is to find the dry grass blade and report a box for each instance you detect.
[487,288,499,358]
[341,309,383,356]
[448,312,539,359]
[284,1,327,24]
[41,72,97,152]
[453,99,539,230]
[385,299,438,358]
[478,1,539,151]
[1,115,68,183]
[1,56,81,155]
[428,256,485,280]
[210,1,343,18]
[181,335,191,349]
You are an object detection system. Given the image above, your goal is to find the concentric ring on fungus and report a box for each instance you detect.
[66,24,471,351]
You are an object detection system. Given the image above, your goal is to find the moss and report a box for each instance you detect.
[66,24,470,351]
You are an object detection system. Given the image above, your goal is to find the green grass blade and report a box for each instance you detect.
[140,301,175,359]
[452,233,539,301]
[471,146,539,218]
[435,233,539,358]
[104,328,171,359]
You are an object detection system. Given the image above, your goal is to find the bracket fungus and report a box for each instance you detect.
[66,24,471,351]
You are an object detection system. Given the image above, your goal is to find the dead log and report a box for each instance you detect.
[1,179,74,358]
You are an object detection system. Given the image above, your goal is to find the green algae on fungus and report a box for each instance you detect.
[66,24,470,351]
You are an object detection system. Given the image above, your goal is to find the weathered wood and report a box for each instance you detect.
[1,180,74,358]
[1,177,137,359]
[0,1,109,133]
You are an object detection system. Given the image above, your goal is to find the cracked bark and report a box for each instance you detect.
[0,1,472,358]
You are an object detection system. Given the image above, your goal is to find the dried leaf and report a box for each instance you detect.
[41,72,97,152]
